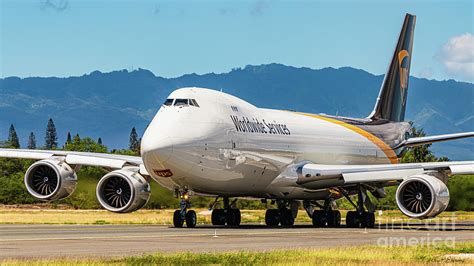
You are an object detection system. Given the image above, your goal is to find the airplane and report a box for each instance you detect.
[1,13,473,228]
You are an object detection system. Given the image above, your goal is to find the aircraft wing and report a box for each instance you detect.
[297,161,474,185]
[0,148,147,174]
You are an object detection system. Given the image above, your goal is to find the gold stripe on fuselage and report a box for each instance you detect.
[294,112,399,164]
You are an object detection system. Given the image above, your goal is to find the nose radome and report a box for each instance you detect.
[141,131,174,164]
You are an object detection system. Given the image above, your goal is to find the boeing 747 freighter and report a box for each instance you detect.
[1,14,473,228]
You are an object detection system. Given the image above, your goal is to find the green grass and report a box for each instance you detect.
[2,242,473,265]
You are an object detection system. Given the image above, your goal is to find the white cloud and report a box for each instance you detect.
[437,33,474,82]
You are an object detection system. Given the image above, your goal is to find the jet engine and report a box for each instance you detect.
[24,159,77,200]
[396,174,449,219]
[96,168,150,213]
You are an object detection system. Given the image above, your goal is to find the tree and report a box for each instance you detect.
[64,136,107,153]
[400,126,445,163]
[27,132,36,149]
[0,157,38,205]
[8,124,20,149]
[66,132,72,146]
[129,127,140,154]
[45,118,58,150]
[74,134,80,143]
[0,141,7,148]
[97,137,102,145]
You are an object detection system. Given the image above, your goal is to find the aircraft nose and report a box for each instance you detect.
[141,131,174,164]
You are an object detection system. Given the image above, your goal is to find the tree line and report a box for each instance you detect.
[5,118,142,154]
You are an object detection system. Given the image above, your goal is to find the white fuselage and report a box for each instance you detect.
[141,88,398,200]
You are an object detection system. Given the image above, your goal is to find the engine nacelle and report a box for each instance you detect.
[396,174,450,219]
[96,168,150,213]
[24,159,77,201]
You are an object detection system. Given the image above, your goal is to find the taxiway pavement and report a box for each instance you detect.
[1,223,473,260]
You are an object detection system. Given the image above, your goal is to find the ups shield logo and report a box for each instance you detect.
[398,50,410,95]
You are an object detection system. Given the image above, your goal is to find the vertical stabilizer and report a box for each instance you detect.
[368,14,416,122]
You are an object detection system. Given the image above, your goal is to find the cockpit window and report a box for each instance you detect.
[163,98,174,106]
[166,98,199,107]
[174,99,189,106]
[189,99,200,107]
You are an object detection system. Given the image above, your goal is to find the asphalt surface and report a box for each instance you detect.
[0,223,473,260]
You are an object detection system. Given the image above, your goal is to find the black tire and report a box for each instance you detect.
[362,212,375,228]
[346,211,356,228]
[211,209,226,226]
[227,209,241,226]
[312,210,325,227]
[287,209,295,226]
[185,210,197,228]
[226,209,236,226]
[351,211,364,228]
[265,209,279,227]
[234,209,241,226]
[173,210,184,228]
[328,210,341,227]
[280,209,294,227]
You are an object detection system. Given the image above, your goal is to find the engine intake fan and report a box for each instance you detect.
[396,174,449,219]
[24,159,77,200]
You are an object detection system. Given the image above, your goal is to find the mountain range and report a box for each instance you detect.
[0,64,472,160]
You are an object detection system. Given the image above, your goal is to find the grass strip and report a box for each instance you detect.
[2,241,473,265]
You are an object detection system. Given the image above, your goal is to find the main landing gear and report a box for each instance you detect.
[343,186,376,228]
[211,197,241,226]
[303,199,341,227]
[173,190,197,228]
[265,200,297,227]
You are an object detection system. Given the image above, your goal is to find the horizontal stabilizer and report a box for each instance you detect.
[398,132,474,148]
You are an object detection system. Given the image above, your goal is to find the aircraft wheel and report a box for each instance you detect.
[312,210,326,227]
[173,210,184,228]
[362,212,375,228]
[327,210,341,227]
[346,211,357,228]
[280,209,294,227]
[185,210,197,228]
[211,209,226,226]
[225,209,239,226]
[226,209,241,226]
[265,209,280,227]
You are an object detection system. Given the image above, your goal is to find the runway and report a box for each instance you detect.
[0,223,473,260]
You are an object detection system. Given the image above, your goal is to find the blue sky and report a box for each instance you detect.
[1,0,473,82]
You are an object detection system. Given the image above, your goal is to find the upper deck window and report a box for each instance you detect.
[163,98,174,106]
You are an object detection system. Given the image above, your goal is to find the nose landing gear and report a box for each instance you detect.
[211,197,241,226]
[173,189,197,228]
